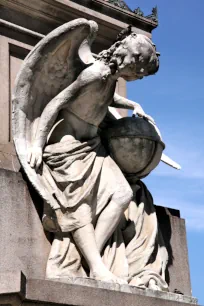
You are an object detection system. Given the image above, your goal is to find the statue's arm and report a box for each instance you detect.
[27,81,79,169]
[111,93,155,123]
[112,93,141,111]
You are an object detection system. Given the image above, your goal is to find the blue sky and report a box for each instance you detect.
[125,0,204,304]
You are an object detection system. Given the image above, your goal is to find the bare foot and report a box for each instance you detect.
[91,267,127,285]
[149,279,161,291]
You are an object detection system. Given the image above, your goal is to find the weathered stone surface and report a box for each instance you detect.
[0,273,198,306]
[156,206,192,296]
[0,143,20,172]
[25,278,197,306]
[0,169,50,279]
[103,117,164,176]
[0,271,25,297]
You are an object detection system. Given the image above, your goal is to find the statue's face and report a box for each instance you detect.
[120,34,159,81]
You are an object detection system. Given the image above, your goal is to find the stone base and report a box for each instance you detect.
[0,168,198,305]
[0,168,193,297]
[0,169,50,279]
[0,271,198,306]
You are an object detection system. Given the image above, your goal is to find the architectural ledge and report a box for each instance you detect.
[70,0,158,32]
[0,271,198,306]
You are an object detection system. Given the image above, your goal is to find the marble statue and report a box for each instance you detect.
[12,18,169,290]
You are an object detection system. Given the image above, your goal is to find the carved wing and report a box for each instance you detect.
[12,18,98,209]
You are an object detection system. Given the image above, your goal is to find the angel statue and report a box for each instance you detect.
[13,18,170,290]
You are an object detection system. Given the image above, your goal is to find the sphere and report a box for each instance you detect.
[102,117,165,179]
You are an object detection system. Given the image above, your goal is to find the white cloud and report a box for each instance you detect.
[145,162,204,232]
[151,128,204,180]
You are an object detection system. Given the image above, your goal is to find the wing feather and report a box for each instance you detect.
[12,18,98,209]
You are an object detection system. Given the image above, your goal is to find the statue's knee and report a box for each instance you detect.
[124,187,133,207]
[55,209,70,232]
[114,185,133,210]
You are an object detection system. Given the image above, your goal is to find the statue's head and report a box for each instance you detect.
[98,26,159,81]
[113,33,159,81]
[112,33,159,81]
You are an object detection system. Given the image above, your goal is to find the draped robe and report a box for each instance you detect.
[42,136,168,290]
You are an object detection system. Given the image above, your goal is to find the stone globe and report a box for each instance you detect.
[102,117,165,179]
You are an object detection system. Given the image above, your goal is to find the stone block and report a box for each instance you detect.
[0,271,25,297]
[0,271,25,306]
[26,278,198,306]
[0,273,198,306]
[0,144,20,172]
[0,169,50,279]
[156,206,192,296]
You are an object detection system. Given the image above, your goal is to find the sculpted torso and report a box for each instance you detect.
[48,62,116,144]
[31,35,158,152]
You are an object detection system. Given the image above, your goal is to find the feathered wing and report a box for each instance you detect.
[12,18,98,209]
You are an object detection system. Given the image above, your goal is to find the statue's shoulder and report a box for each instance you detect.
[77,62,108,85]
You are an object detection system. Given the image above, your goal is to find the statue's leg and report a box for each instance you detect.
[72,223,127,284]
[95,183,133,253]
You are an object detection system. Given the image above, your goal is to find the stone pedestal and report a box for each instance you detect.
[0,169,50,279]
[156,206,192,296]
[0,169,195,300]
[0,271,198,306]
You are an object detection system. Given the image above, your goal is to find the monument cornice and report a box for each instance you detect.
[0,0,154,54]
[71,0,158,32]
[0,0,157,35]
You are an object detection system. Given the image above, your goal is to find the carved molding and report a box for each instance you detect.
[146,6,159,23]
[103,0,131,11]
[0,19,44,39]
[101,0,158,25]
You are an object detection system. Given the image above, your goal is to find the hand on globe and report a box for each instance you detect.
[132,105,155,124]
[143,114,156,125]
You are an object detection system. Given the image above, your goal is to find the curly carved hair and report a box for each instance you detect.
[96,25,158,76]
[96,25,133,65]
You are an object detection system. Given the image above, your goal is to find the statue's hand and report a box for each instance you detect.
[27,146,43,170]
[133,105,155,125]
